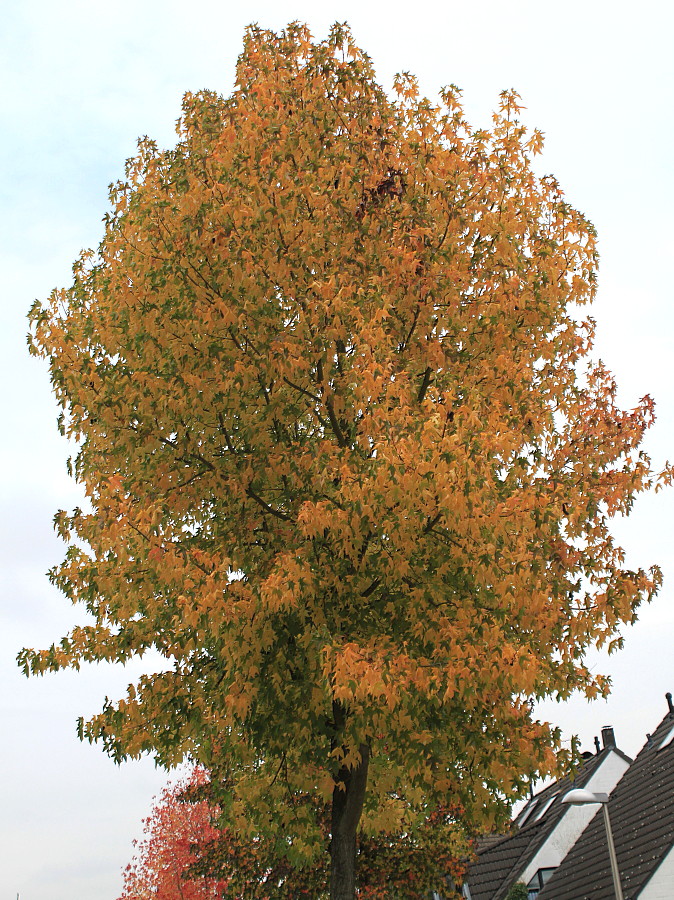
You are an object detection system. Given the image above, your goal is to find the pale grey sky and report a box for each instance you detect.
[2,1,673,898]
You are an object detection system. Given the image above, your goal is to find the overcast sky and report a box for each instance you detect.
[2,1,673,898]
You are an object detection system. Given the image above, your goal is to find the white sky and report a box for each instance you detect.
[2,1,673,897]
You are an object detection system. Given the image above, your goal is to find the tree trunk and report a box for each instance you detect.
[330,740,370,900]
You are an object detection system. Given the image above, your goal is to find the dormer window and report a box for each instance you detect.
[526,867,557,897]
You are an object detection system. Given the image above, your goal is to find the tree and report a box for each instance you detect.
[504,884,529,900]
[21,21,668,900]
[120,767,471,899]
[119,768,227,900]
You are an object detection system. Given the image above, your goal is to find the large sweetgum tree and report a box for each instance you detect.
[21,22,669,899]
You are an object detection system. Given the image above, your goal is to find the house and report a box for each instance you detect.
[461,728,631,899]
[538,694,674,899]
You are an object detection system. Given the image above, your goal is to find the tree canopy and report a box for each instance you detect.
[21,20,668,898]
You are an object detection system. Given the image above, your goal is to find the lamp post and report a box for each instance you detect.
[561,789,624,900]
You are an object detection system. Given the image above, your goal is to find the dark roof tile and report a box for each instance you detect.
[465,750,621,900]
[539,710,674,900]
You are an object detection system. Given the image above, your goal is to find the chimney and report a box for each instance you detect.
[666,692,674,716]
[601,726,616,750]
[594,736,601,756]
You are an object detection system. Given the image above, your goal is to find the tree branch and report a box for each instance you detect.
[417,367,433,403]
[246,487,292,521]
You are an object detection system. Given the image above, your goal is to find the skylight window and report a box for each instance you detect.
[533,793,558,822]
[657,724,674,751]
[517,799,539,827]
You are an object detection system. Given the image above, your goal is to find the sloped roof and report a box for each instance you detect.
[539,708,674,900]
[465,748,628,900]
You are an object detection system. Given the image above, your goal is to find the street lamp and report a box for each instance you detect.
[561,789,624,900]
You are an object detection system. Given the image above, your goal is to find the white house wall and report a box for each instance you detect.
[638,844,674,899]
[520,750,630,886]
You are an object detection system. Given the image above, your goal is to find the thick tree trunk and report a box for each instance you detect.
[330,740,370,900]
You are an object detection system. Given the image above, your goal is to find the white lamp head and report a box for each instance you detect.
[562,789,609,805]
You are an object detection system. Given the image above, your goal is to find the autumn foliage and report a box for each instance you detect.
[22,21,669,898]
[120,767,470,899]
[119,768,227,900]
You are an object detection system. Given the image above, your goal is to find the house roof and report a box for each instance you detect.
[539,707,674,900]
[465,747,630,900]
